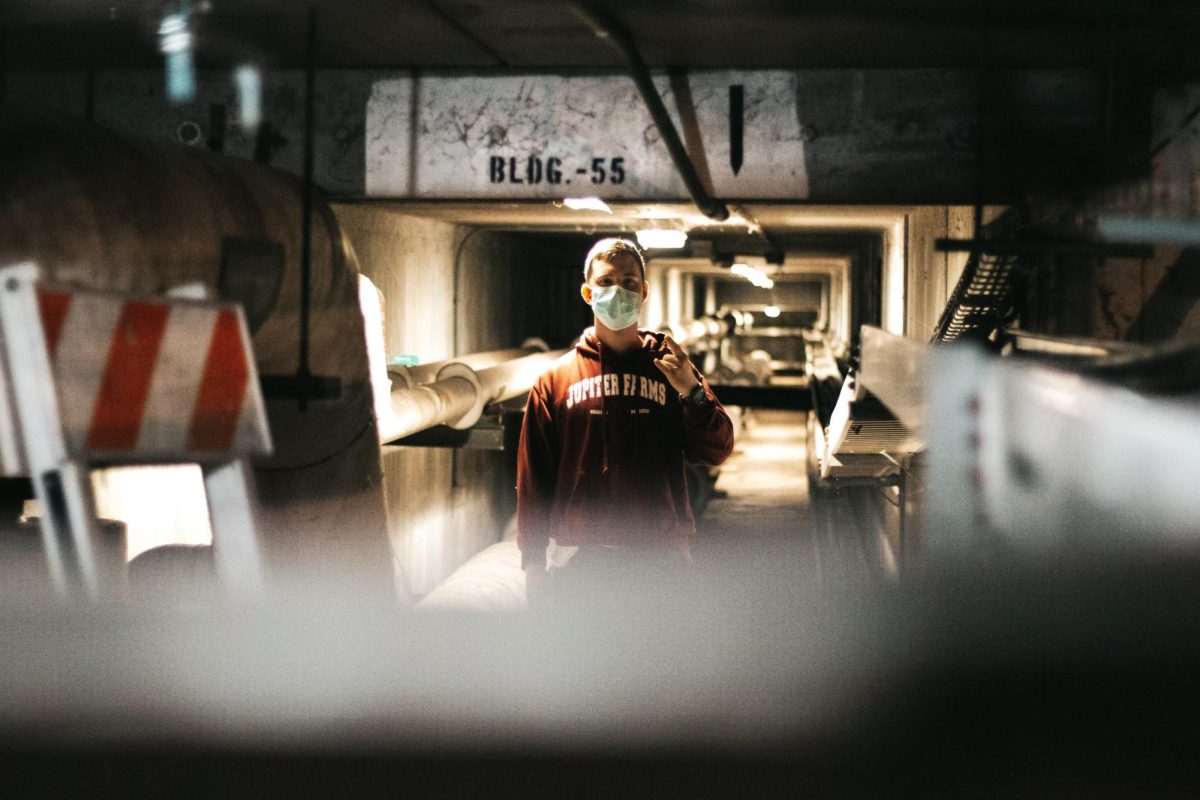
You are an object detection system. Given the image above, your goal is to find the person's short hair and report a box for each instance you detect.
[583,238,646,282]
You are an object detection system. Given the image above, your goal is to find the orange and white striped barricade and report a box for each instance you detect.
[0,263,272,600]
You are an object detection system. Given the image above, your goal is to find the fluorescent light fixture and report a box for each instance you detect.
[636,229,688,249]
[159,12,196,103]
[563,196,613,213]
[764,306,781,318]
[1096,215,1200,245]
[234,65,263,132]
[158,13,191,53]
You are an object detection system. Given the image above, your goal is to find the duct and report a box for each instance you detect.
[0,111,394,595]
[571,3,730,223]
[0,111,370,470]
[662,314,742,377]
[390,338,550,389]
[662,315,736,349]
[379,349,567,445]
[708,353,773,387]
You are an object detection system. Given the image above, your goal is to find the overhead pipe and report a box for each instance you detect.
[571,2,730,223]
[662,314,738,350]
[391,338,550,389]
[0,113,397,596]
[662,314,742,379]
[379,348,567,445]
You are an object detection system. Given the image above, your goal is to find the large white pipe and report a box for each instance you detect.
[395,340,548,387]
[379,349,566,444]
[662,315,732,349]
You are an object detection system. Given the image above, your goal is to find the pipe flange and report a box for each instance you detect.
[520,337,550,353]
[436,361,486,430]
[387,365,413,391]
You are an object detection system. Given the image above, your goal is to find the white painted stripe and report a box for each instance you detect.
[231,374,260,455]
[230,310,271,457]
[53,294,123,454]
[138,304,213,454]
[0,346,27,475]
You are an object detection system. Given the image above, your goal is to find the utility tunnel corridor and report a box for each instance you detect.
[8,3,1200,789]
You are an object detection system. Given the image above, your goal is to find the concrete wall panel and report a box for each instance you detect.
[333,208,573,596]
[367,71,809,200]
[8,67,1104,203]
[6,68,385,196]
[904,206,975,342]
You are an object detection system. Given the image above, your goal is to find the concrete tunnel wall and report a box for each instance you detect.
[904,207,976,343]
[334,205,593,596]
[9,62,1194,595]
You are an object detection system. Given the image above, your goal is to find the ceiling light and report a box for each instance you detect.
[158,13,191,54]
[636,229,688,249]
[563,196,612,213]
[158,11,196,103]
[764,306,781,318]
[234,65,262,132]
[731,263,773,289]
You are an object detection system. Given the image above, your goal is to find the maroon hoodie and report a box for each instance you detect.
[516,328,734,570]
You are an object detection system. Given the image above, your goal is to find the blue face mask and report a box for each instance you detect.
[589,285,642,330]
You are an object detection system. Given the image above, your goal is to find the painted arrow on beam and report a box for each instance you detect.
[729,84,744,175]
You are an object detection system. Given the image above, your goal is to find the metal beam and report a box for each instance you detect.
[384,418,507,451]
[708,385,811,410]
[935,237,1154,259]
[858,326,927,440]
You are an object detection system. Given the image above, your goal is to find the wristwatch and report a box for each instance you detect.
[679,382,708,406]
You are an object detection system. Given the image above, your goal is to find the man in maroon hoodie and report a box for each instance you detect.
[516,237,735,607]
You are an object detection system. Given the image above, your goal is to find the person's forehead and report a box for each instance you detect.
[593,253,642,275]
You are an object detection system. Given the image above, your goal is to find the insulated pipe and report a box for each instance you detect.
[571,2,730,223]
[380,349,567,444]
[392,338,550,389]
[0,111,394,596]
[663,315,735,349]
[0,111,369,471]
[663,315,740,378]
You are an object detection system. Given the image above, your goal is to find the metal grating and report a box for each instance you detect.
[835,419,915,454]
[932,251,1021,343]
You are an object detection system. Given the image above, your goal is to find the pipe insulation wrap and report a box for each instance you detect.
[400,347,540,387]
[382,377,479,444]
[380,350,566,444]
[0,112,394,594]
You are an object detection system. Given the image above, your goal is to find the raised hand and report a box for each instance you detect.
[652,334,701,395]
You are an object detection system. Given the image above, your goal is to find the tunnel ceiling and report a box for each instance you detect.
[339,200,897,261]
[2,0,1198,71]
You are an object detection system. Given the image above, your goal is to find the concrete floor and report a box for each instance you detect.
[697,409,811,544]
[418,407,888,610]
[695,409,881,598]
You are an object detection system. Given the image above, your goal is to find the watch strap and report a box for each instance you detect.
[680,382,707,406]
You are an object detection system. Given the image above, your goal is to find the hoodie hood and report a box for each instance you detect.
[577,327,665,361]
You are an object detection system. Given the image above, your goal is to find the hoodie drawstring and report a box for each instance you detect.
[599,339,609,475]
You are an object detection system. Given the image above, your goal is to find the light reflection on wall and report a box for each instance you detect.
[883,219,908,335]
[90,464,213,560]
[405,509,448,595]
